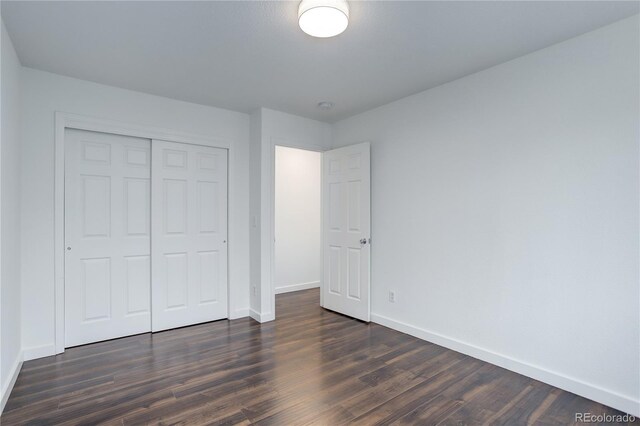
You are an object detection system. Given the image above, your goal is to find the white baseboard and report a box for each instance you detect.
[22,344,56,361]
[371,313,640,417]
[0,351,23,414]
[249,308,275,323]
[229,307,250,320]
[275,281,320,294]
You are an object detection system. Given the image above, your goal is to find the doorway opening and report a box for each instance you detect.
[274,145,322,312]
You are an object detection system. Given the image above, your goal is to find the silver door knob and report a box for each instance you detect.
[66,247,71,251]
[360,238,367,245]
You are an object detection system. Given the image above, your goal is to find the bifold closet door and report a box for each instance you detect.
[65,129,152,347]
[151,140,228,331]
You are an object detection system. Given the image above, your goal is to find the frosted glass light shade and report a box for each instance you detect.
[298,0,349,38]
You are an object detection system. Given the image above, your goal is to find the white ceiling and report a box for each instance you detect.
[2,1,638,122]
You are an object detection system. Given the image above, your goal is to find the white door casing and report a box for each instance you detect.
[322,142,371,321]
[151,140,228,331]
[64,129,152,347]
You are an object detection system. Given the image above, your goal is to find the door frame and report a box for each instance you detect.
[54,112,234,354]
[267,138,326,320]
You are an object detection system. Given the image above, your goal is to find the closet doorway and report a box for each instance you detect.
[274,146,322,305]
[64,128,228,347]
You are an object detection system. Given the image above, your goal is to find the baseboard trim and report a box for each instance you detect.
[229,308,250,320]
[371,313,640,417]
[275,281,320,294]
[249,309,275,323]
[0,351,23,414]
[22,344,56,361]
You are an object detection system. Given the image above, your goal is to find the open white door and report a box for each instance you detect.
[322,142,371,321]
[151,140,228,332]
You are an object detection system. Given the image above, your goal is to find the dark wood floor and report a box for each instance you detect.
[2,288,635,425]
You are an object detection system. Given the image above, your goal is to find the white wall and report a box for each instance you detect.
[0,18,23,411]
[249,109,263,318]
[332,16,640,416]
[274,146,321,294]
[250,108,331,320]
[19,68,251,358]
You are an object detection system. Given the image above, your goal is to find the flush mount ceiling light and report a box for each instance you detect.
[298,0,349,38]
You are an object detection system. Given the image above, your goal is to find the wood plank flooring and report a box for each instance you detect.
[2,288,636,425]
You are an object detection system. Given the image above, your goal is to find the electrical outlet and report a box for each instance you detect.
[389,290,396,303]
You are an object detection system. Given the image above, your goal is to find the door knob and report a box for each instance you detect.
[359,238,368,245]
[66,247,71,251]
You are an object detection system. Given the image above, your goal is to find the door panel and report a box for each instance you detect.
[65,129,151,347]
[125,255,151,315]
[322,142,371,321]
[151,140,228,331]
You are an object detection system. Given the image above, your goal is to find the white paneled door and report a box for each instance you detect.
[151,140,228,331]
[322,142,371,321]
[65,129,152,347]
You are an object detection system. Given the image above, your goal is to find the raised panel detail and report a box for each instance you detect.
[198,251,219,304]
[329,246,341,295]
[165,253,187,309]
[163,149,187,169]
[125,147,149,167]
[329,159,341,174]
[348,180,361,232]
[81,258,111,322]
[348,154,361,170]
[82,175,111,238]
[197,181,218,234]
[198,153,217,171]
[347,248,361,300]
[125,178,149,236]
[329,182,341,231]
[125,256,150,315]
[164,179,187,235]
[82,142,110,164]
